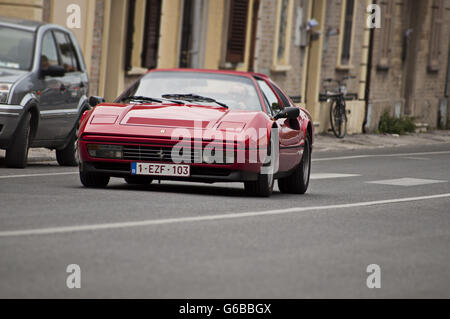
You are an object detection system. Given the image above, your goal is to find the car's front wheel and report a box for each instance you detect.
[244,134,275,197]
[79,170,110,188]
[5,112,31,168]
[278,132,311,194]
[244,173,274,197]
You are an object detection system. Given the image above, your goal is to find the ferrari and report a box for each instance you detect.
[78,69,313,197]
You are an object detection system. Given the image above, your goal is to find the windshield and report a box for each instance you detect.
[0,26,35,71]
[120,71,263,111]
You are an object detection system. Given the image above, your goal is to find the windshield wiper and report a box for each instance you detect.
[120,95,185,105]
[120,96,163,103]
[162,94,228,109]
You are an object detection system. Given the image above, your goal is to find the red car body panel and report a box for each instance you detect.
[78,69,313,183]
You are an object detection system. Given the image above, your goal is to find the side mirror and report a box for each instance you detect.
[89,96,105,107]
[41,65,66,77]
[274,106,300,120]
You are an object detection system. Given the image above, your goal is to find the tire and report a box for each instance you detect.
[79,170,110,188]
[244,173,274,197]
[56,128,78,166]
[124,176,153,185]
[5,112,31,168]
[57,106,86,167]
[278,132,311,194]
[330,99,347,138]
[244,134,275,197]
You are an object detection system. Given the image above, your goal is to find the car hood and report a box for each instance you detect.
[0,68,28,84]
[82,103,269,140]
[119,103,229,128]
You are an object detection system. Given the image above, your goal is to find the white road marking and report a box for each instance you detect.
[0,151,447,179]
[367,178,447,187]
[0,172,77,179]
[313,151,450,162]
[311,173,360,180]
[399,157,430,161]
[0,193,449,238]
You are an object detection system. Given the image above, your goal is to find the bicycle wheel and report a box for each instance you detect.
[329,99,347,138]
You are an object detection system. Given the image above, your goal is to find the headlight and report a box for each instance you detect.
[87,144,123,159]
[218,121,245,132]
[0,83,12,104]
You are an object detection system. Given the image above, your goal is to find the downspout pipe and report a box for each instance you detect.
[363,1,376,134]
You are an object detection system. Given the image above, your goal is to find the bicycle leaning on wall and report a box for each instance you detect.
[321,76,356,138]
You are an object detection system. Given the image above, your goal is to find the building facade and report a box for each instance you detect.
[1,0,449,133]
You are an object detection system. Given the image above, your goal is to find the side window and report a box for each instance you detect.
[272,85,291,108]
[54,31,80,73]
[41,32,59,70]
[257,79,282,115]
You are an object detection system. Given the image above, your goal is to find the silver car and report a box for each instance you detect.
[0,17,89,168]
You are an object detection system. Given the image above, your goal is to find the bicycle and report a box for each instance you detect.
[321,76,355,138]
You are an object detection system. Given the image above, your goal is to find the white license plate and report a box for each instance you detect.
[131,162,190,177]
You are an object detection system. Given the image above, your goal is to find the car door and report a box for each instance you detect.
[256,78,302,172]
[53,31,81,138]
[34,30,66,141]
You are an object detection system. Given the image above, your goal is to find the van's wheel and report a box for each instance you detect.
[79,170,110,188]
[278,132,311,194]
[244,134,275,197]
[124,176,153,185]
[6,112,31,168]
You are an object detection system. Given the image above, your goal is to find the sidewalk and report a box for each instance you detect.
[313,130,450,152]
[1,130,450,162]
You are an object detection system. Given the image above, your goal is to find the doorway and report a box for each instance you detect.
[179,0,207,68]
[402,0,426,115]
[304,0,326,121]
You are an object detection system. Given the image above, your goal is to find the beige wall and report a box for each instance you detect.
[0,0,44,20]
[204,0,225,69]
[157,0,182,68]
[102,0,127,101]
[49,0,95,71]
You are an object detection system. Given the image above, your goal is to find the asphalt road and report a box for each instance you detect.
[0,143,449,298]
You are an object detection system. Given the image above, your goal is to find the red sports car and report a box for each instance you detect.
[78,69,313,197]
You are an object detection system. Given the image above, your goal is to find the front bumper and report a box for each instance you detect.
[80,161,259,183]
[78,136,264,183]
[0,104,23,148]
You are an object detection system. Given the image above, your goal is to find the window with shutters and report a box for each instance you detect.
[377,0,394,70]
[428,0,443,72]
[337,0,356,69]
[125,0,162,74]
[142,0,162,69]
[272,0,294,72]
[225,0,249,64]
